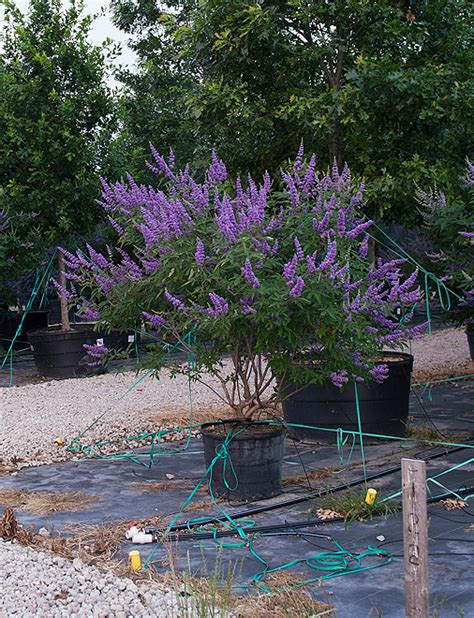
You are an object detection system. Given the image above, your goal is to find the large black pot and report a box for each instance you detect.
[201,420,286,502]
[28,325,97,379]
[0,310,49,350]
[282,351,414,443]
[467,328,474,361]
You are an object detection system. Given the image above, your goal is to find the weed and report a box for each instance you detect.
[312,490,400,525]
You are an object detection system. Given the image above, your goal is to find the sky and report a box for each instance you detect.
[5,0,137,73]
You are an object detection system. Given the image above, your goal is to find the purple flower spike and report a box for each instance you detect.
[240,297,257,315]
[289,277,305,298]
[241,258,260,288]
[346,220,373,239]
[208,150,228,184]
[294,237,304,261]
[330,370,349,389]
[318,241,337,270]
[142,311,166,328]
[107,215,124,236]
[369,364,389,383]
[337,209,346,235]
[207,292,229,317]
[306,251,317,274]
[359,234,369,259]
[83,342,109,367]
[195,237,206,266]
[283,255,298,282]
[164,290,187,312]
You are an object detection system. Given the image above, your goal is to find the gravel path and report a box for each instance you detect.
[0,540,206,617]
[0,327,472,468]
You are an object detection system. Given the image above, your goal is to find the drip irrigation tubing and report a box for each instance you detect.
[146,485,474,543]
[147,440,473,535]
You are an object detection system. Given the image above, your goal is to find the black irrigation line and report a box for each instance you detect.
[145,441,473,537]
[147,485,474,543]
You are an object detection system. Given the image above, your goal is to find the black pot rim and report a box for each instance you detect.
[28,324,95,339]
[201,419,285,441]
[291,350,414,369]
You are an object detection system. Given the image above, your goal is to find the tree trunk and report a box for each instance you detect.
[368,238,376,270]
[58,252,71,331]
[328,131,342,168]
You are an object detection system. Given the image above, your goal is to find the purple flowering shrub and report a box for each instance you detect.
[62,146,426,418]
[415,161,474,329]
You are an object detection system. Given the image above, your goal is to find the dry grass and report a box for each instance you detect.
[407,425,469,447]
[132,480,208,494]
[132,481,175,493]
[0,489,98,514]
[233,572,334,617]
[0,507,166,581]
[441,498,469,511]
[282,467,335,488]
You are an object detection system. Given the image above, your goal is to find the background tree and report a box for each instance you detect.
[0,0,116,325]
[112,0,473,219]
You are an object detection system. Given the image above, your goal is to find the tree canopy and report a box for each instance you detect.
[0,0,116,290]
[112,0,473,219]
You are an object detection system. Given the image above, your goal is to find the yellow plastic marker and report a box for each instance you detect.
[365,488,377,506]
[129,550,141,572]
[54,437,63,446]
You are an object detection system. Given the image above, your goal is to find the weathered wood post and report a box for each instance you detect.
[402,458,429,618]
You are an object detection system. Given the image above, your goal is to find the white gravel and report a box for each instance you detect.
[0,327,472,468]
[403,326,472,381]
[0,364,227,468]
[0,540,214,617]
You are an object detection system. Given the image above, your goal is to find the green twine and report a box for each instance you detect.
[336,428,356,467]
[250,535,392,591]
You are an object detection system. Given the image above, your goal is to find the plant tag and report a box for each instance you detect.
[30,345,34,351]
[128,334,135,343]
[96,338,104,346]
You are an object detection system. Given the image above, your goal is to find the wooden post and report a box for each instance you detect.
[402,458,429,618]
[58,252,71,331]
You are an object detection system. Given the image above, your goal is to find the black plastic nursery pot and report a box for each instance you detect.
[76,324,139,352]
[467,327,474,361]
[28,324,97,379]
[0,310,49,350]
[282,351,414,443]
[200,420,286,502]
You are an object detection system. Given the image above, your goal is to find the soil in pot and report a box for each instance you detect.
[28,324,97,379]
[282,351,414,443]
[200,420,286,502]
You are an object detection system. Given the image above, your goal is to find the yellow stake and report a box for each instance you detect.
[54,437,63,446]
[365,488,377,506]
[129,550,141,571]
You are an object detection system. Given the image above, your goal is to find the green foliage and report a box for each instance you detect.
[112,0,473,220]
[0,0,116,284]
